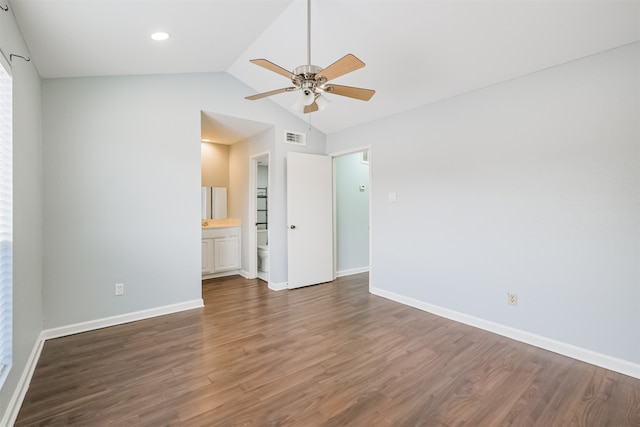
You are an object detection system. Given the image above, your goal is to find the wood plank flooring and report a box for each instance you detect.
[14,273,640,426]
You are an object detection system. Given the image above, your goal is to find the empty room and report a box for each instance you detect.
[0,0,638,425]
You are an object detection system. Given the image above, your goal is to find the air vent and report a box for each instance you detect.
[284,130,306,146]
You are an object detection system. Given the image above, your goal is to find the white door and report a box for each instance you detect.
[287,152,333,289]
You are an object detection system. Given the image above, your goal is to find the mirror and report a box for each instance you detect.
[201,187,227,220]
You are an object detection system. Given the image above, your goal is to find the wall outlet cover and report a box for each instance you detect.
[115,283,124,296]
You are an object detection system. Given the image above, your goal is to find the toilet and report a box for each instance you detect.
[257,245,269,273]
[257,230,269,273]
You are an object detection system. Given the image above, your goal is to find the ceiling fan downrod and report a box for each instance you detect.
[244,0,375,112]
[293,0,324,94]
[306,0,311,67]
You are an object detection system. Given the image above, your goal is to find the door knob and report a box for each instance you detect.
[290,225,296,229]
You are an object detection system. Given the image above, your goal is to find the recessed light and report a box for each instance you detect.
[151,32,170,41]
[201,138,212,143]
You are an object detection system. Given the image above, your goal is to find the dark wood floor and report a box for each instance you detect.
[15,273,640,426]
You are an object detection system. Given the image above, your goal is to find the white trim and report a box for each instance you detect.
[328,145,372,159]
[1,332,45,427]
[41,299,203,340]
[335,267,369,278]
[268,281,288,291]
[239,269,251,279]
[360,151,369,164]
[370,287,640,380]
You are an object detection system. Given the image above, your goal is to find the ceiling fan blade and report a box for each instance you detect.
[326,84,375,101]
[245,87,297,101]
[304,102,319,114]
[249,59,293,79]
[317,54,365,82]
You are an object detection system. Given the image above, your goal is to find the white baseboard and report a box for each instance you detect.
[336,267,369,278]
[3,299,204,427]
[239,270,251,279]
[370,287,640,379]
[268,281,288,291]
[42,299,204,340]
[1,331,45,427]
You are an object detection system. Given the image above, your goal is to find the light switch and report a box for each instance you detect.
[388,192,397,202]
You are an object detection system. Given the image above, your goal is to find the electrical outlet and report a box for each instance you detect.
[508,292,518,306]
[115,283,124,296]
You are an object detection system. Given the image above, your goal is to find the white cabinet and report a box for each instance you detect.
[201,239,215,275]
[214,237,240,272]
[202,226,241,278]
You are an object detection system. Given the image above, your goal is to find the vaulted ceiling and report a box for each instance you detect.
[8,0,639,135]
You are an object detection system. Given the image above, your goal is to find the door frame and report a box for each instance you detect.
[248,151,271,280]
[330,145,372,287]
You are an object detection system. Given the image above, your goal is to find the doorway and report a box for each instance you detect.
[333,148,370,278]
[283,149,371,289]
[249,152,270,281]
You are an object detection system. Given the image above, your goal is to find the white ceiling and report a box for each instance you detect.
[8,0,640,137]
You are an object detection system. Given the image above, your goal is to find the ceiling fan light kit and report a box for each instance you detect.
[245,0,375,114]
[292,88,315,112]
[314,93,330,112]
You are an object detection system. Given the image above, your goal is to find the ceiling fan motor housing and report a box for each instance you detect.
[292,64,328,93]
[293,64,323,78]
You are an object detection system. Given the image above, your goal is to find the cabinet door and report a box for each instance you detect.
[214,236,240,272]
[202,239,215,275]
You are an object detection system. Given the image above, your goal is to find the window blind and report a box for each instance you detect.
[0,52,12,388]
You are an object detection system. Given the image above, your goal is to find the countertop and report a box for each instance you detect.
[202,218,241,229]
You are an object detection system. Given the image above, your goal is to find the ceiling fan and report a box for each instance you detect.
[245,0,375,113]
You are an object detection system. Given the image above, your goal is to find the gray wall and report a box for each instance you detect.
[1,11,636,420]
[0,7,44,420]
[229,128,273,277]
[42,75,202,327]
[335,152,369,273]
[327,44,640,364]
[42,72,325,327]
